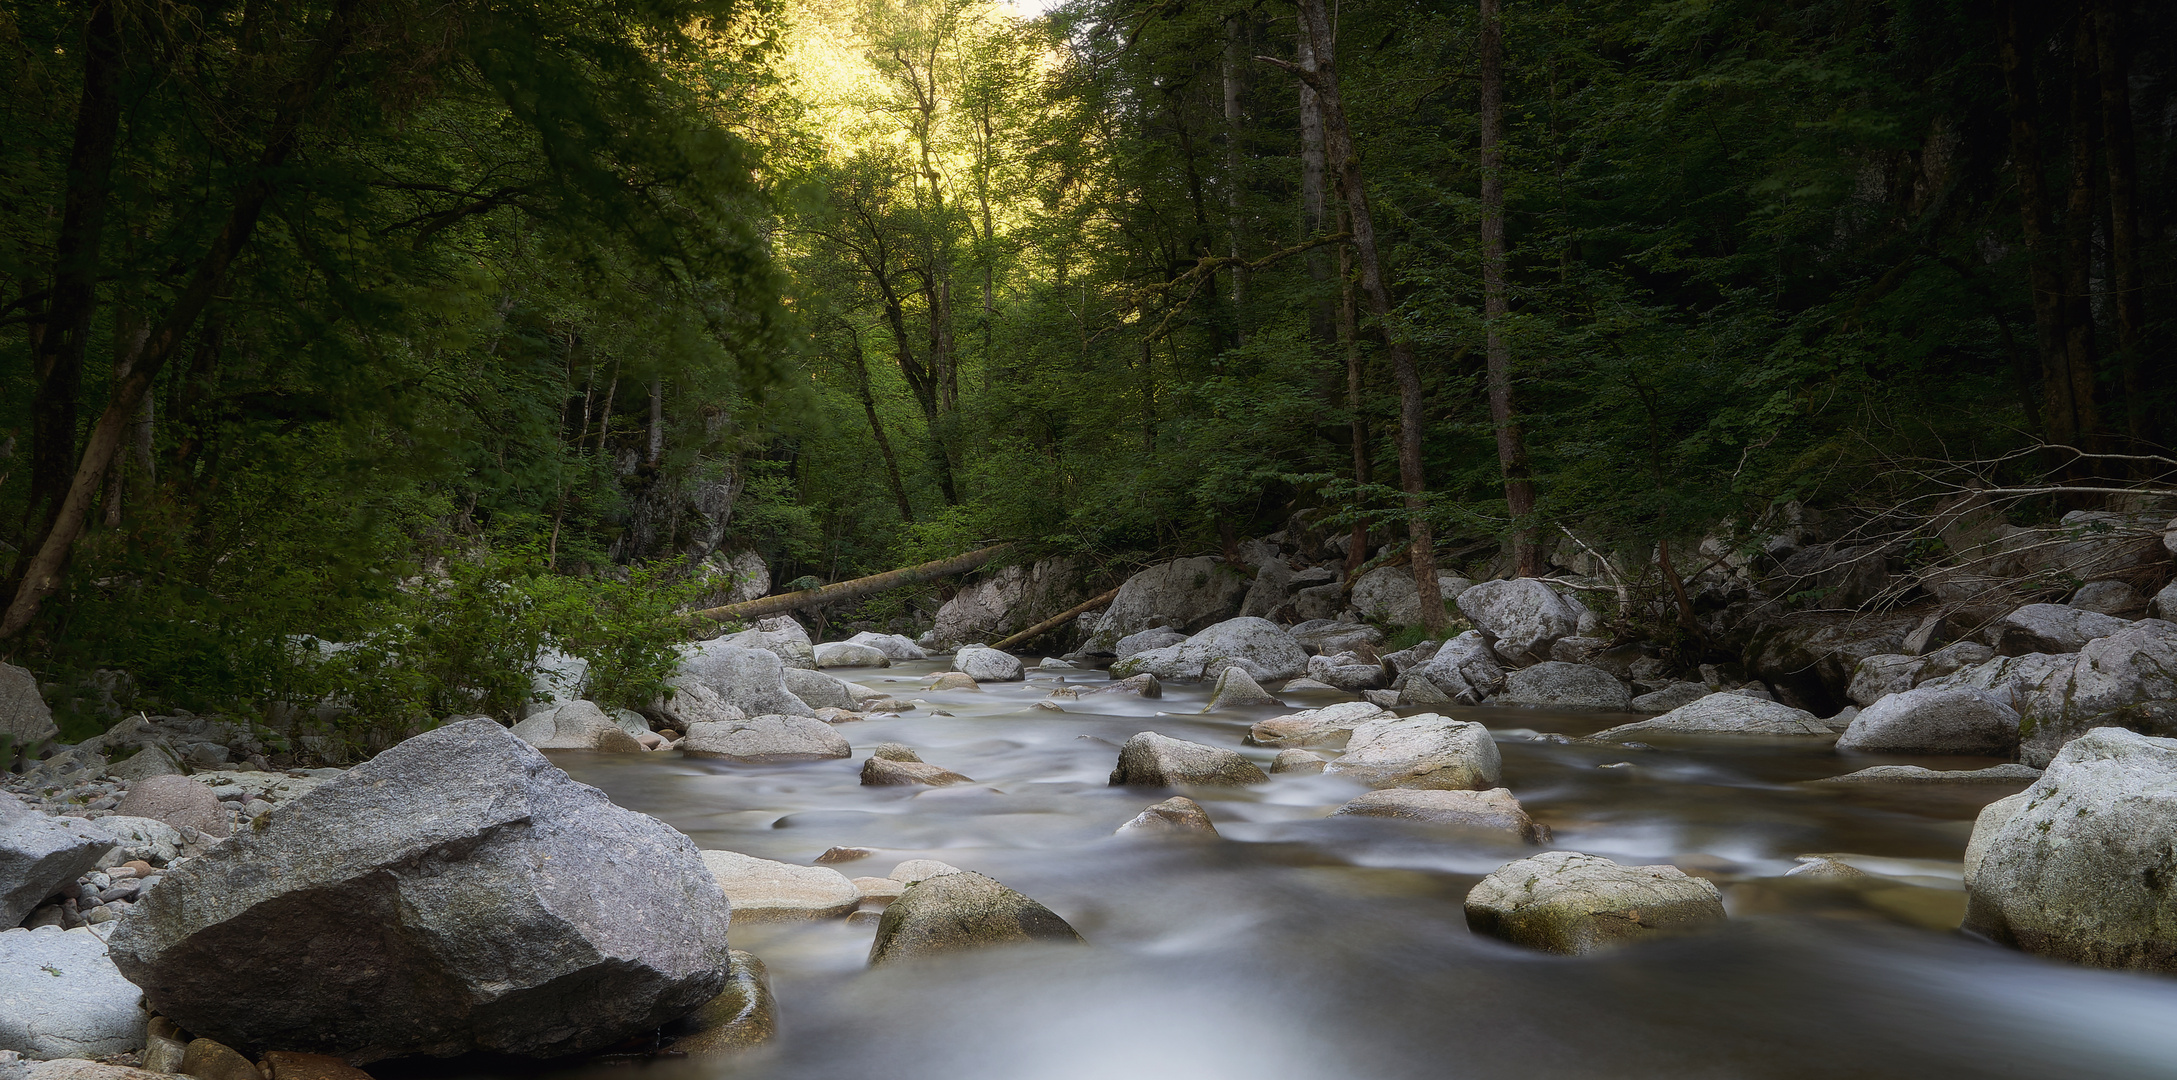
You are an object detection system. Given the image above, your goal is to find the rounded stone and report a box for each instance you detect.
[113,777,228,839]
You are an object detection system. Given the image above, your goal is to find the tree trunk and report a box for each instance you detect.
[1223,15,1248,341]
[2060,12,2102,450]
[691,544,1012,623]
[843,321,913,522]
[2092,0,2148,447]
[1292,0,1443,632]
[101,312,151,529]
[1298,30,1334,343]
[1338,213,1369,581]
[1994,0,2084,450]
[1480,0,1540,577]
[647,378,664,465]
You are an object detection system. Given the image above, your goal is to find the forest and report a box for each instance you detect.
[1,0,2172,733]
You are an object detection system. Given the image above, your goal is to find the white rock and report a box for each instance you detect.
[1835,685,2019,754]
[1326,715,1502,790]
[1332,787,1544,841]
[699,851,859,921]
[509,701,641,751]
[1109,732,1266,786]
[813,642,890,668]
[1203,666,1280,711]
[0,928,145,1059]
[1110,617,1309,683]
[2014,619,2177,766]
[680,715,850,761]
[845,632,926,662]
[1500,662,1630,709]
[1454,580,1580,662]
[1407,631,1505,704]
[1,799,114,927]
[1112,627,1185,660]
[1246,701,1394,748]
[1464,850,1725,954]
[955,647,1025,683]
[674,642,817,717]
[1995,603,2132,655]
[1590,693,1832,740]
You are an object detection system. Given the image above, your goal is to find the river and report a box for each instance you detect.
[548,658,2177,1079]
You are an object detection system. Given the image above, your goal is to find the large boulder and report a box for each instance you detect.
[675,642,817,718]
[113,775,229,838]
[955,646,1025,683]
[780,667,856,711]
[1245,701,1394,749]
[1287,621,1383,656]
[1,663,58,745]
[1500,662,1631,710]
[926,558,1088,652]
[1349,566,1469,626]
[1109,617,1309,683]
[1113,627,1186,660]
[1082,557,1251,654]
[1114,796,1219,837]
[680,715,850,761]
[1994,604,2132,655]
[846,631,926,662]
[1332,788,1545,841]
[1238,558,1294,619]
[1325,715,1502,790]
[1,801,114,928]
[1202,666,1279,711]
[812,642,890,669]
[1962,728,2177,972]
[508,701,643,752]
[106,719,733,1062]
[1465,850,1726,954]
[1630,682,1710,714]
[0,929,146,1060]
[1846,641,1998,707]
[1835,685,2019,755]
[1455,580,1580,662]
[715,619,816,670]
[1591,693,1832,740]
[1406,631,1506,704]
[867,871,1083,965]
[2012,619,2177,767]
[1743,613,1917,715]
[1762,542,1890,609]
[1304,651,1388,691]
[1109,732,1266,786]
[699,851,859,921]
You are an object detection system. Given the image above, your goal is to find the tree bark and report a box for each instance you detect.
[2091,0,2148,447]
[1993,0,2085,450]
[1338,215,1369,581]
[843,321,913,522]
[1479,0,1540,577]
[2059,12,2101,450]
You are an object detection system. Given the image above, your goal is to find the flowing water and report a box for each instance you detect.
[545,660,2177,1080]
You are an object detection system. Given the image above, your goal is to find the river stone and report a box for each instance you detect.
[680,715,850,761]
[780,667,856,710]
[112,776,228,839]
[1203,666,1279,710]
[867,871,1084,965]
[955,647,1025,682]
[888,860,965,884]
[701,850,859,921]
[508,701,642,752]
[1349,565,1468,625]
[661,684,748,730]
[1455,580,1581,662]
[661,950,775,1054]
[1111,617,1310,683]
[813,642,890,668]
[22,1065,167,1080]
[1408,631,1506,703]
[1109,732,1266,786]
[2012,618,2177,767]
[0,800,114,927]
[1396,675,1455,707]
[258,1052,374,1080]
[1270,749,1327,774]
[861,757,972,786]
[1287,621,1384,656]
[847,631,927,662]
[179,1039,257,1080]
[1631,681,1709,713]
[1246,701,1393,749]
[1465,850,1727,954]
[1812,763,2042,785]
[675,642,817,717]
[1306,651,1388,691]
[1086,674,1162,698]
[1083,556,1251,653]
[1590,693,1832,740]
[1326,715,1502,790]
[1332,788,1545,841]
[1962,727,2177,972]
[1995,603,2131,655]
[1113,627,1186,660]
[105,718,733,1062]
[1114,796,1218,837]
[85,816,179,868]
[1835,685,2020,754]
[0,663,58,745]
[1784,856,1869,881]
[1501,662,1632,709]
[2069,581,2138,615]
[0,929,145,1059]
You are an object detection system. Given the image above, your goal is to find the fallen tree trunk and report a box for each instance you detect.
[988,586,1123,652]
[689,544,1012,624]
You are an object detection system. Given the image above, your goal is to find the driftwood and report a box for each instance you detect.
[988,586,1123,652]
[690,544,1012,623]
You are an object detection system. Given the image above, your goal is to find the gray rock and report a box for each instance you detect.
[675,642,817,718]
[106,719,733,1062]
[529,648,590,708]
[1278,677,1342,693]
[1083,557,1251,654]
[1246,701,1393,749]
[22,1062,169,1080]
[861,757,972,786]
[1332,787,1545,841]
[1084,673,1161,698]
[1110,617,1310,683]
[1995,603,2131,655]
[887,859,965,885]
[1590,693,1832,740]
[929,672,979,691]
[1500,662,1631,709]
[1363,689,1402,709]
[1846,653,1923,707]
[1349,565,1469,626]
[85,817,180,868]
[1835,685,2020,755]
[680,715,851,761]
[508,702,643,752]
[1962,728,2177,972]
[867,872,1083,965]
[0,663,58,745]
[813,642,890,668]
[955,647,1025,683]
[1918,651,2075,708]
[1203,666,1279,711]
[1812,763,2042,785]
[2013,618,2177,767]
[1784,856,1868,880]
[113,776,228,839]
[926,558,1087,651]
[1287,621,1383,656]
[781,667,858,711]
[0,801,114,928]
[1326,715,1502,790]
[102,746,182,783]
[1305,651,1388,691]
[1455,580,1581,662]
[1113,627,1186,660]
[2153,581,2177,620]
[1764,542,1890,609]
[1408,631,1506,704]
[1239,558,1294,620]
[661,949,774,1054]
[1464,850,1727,954]
[1109,732,1266,786]
[715,625,816,670]
[2070,581,2138,615]
[1269,749,1326,774]
[0,929,145,1060]
[1114,796,1218,837]
[1630,681,1709,713]
[1395,675,1455,707]
[1285,582,1346,623]
[845,632,926,662]
[699,850,859,921]
[1744,612,1918,714]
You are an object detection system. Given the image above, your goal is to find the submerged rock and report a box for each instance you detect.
[1325,715,1502,790]
[661,950,775,1054]
[1812,763,2041,785]
[1590,693,1832,740]
[106,719,732,1062]
[1465,850,1726,955]
[861,755,973,787]
[1332,788,1547,841]
[701,850,860,921]
[1114,796,1219,837]
[1109,732,1266,786]
[867,872,1083,965]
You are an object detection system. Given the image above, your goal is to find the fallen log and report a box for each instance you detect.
[690,544,1013,623]
[988,586,1123,652]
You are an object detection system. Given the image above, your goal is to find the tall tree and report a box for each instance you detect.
[1478,0,1539,577]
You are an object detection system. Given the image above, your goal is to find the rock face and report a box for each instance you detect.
[113,775,229,838]
[0,929,146,1059]
[1,799,114,928]
[926,558,1087,651]
[1109,732,1267,786]
[1083,557,1251,654]
[1349,565,1469,625]
[1114,796,1219,837]
[680,715,851,761]
[715,621,817,670]
[1326,715,1502,790]
[1591,693,1833,740]
[1465,850,1727,954]
[676,642,817,718]
[106,719,733,1062]
[1246,701,1394,749]
[1996,603,2131,655]
[813,642,890,668]
[700,850,860,921]
[1203,666,1279,710]
[1,662,58,744]
[1407,631,1506,704]
[867,871,1083,965]
[1333,788,1545,841]
[1456,580,1581,662]
[2012,619,2177,767]
[1110,617,1310,683]
[1962,728,2177,972]
[1500,662,1631,709]
[1835,685,2019,755]
[955,646,1026,683]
